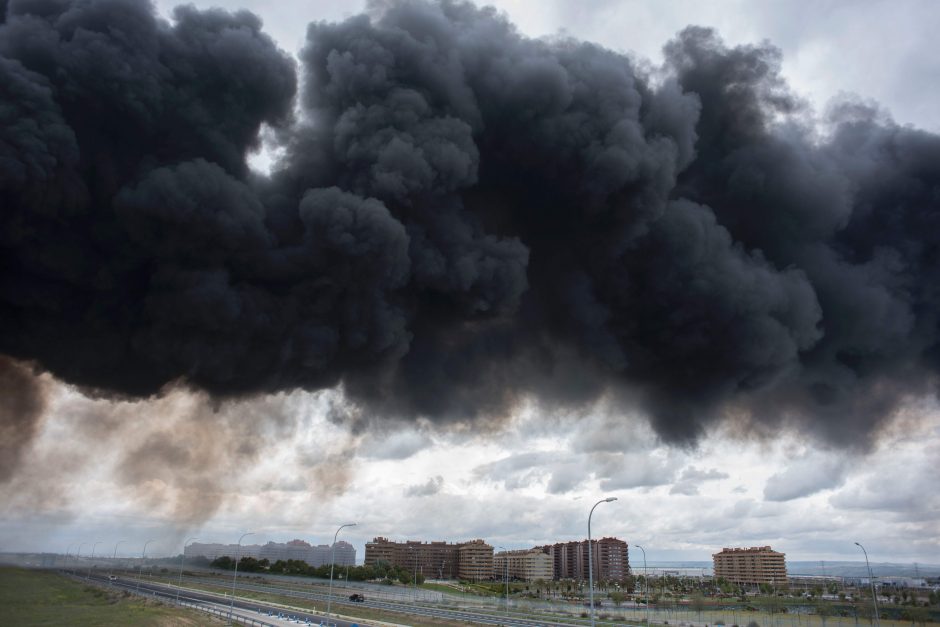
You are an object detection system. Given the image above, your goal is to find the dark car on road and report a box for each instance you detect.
[349,593,365,602]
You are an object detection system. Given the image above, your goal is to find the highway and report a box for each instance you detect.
[80,571,370,627]
[161,572,624,627]
[82,568,625,626]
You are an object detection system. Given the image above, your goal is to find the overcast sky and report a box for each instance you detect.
[2,0,939,567]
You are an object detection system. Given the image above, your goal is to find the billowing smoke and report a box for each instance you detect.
[0,356,46,482]
[2,0,939,467]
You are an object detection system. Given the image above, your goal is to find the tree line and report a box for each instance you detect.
[209,557,426,585]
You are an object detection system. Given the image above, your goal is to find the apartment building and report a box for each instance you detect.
[185,539,355,567]
[364,537,493,581]
[494,549,553,582]
[458,539,495,581]
[712,546,787,586]
[536,537,630,582]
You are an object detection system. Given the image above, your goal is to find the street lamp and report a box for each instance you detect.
[588,497,617,627]
[229,532,254,621]
[855,542,880,627]
[87,541,102,580]
[136,539,154,594]
[326,523,356,618]
[635,544,649,626]
[74,542,85,574]
[108,540,125,584]
[497,546,510,617]
[408,545,418,604]
[176,537,198,604]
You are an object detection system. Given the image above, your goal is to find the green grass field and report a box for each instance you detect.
[0,567,216,626]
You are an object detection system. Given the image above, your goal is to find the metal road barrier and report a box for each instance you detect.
[174,598,279,626]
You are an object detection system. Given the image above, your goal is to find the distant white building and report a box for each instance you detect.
[186,539,355,567]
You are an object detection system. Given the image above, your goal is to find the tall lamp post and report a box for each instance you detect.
[635,544,649,626]
[855,542,879,627]
[87,541,102,580]
[497,546,510,617]
[229,532,254,621]
[409,545,418,604]
[108,540,125,584]
[75,542,85,574]
[588,497,618,627]
[176,537,198,604]
[326,523,356,618]
[136,540,154,594]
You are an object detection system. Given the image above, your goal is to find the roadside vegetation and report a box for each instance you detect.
[0,566,214,626]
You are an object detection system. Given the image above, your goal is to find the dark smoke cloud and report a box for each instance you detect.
[2,0,939,456]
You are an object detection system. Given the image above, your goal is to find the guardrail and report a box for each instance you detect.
[174,598,279,626]
[68,571,282,627]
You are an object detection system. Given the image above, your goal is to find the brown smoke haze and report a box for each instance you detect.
[0,378,358,536]
[0,356,47,483]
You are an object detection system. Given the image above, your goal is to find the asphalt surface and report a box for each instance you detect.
[173,573,625,627]
[81,569,639,626]
[82,572,371,627]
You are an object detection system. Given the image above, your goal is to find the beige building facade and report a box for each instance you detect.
[457,539,494,581]
[494,549,553,582]
[364,537,493,581]
[713,546,787,586]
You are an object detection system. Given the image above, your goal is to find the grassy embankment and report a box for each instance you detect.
[0,566,215,626]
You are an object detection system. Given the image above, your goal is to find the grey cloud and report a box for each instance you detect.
[473,451,590,494]
[359,429,432,460]
[598,453,681,491]
[669,465,729,495]
[763,455,848,501]
[545,463,588,495]
[404,475,444,497]
[828,453,940,518]
[472,452,552,490]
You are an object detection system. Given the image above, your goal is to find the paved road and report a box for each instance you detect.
[88,569,640,627]
[84,572,371,627]
[177,573,628,627]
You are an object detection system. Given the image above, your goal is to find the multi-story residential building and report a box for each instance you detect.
[712,546,787,586]
[258,539,314,563]
[185,540,354,567]
[458,539,495,581]
[365,538,458,579]
[595,537,630,582]
[364,537,493,581]
[186,542,261,561]
[536,537,630,582]
[494,549,553,582]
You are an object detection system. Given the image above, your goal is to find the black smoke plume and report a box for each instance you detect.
[2,0,939,455]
